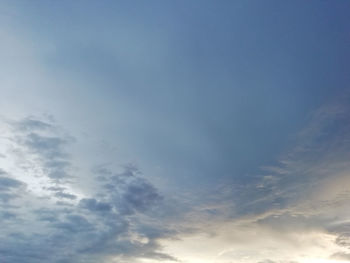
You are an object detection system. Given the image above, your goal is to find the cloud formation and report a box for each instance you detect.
[157,98,350,263]
[1,2,350,262]
[1,98,350,263]
[0,116,178,263]
[2,101,350,263]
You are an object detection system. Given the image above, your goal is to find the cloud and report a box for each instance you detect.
[6,117,74,181]
[24,133,68,159]
[22,133,72,179]
[0,169,26,204]
[330,252,350,261]
[335,232,350,249]
[101,165,163,216]
[54,191,77,200]
[0,176,24,191]
[34,208,61,223]
[79,198,112,212]
[52,214,95,233]
[46,186,66,192]
[121,177,162,214]
[0,193,18,203]
[158,98,350,263]
[2,97,350,263]
[0,211,17,220]
[15,117,53,131]
[0,116,178,263]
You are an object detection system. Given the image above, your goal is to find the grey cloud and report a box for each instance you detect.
[254,212,328,232]
[16,117,52,131]
[136,224,178,240]
[69,165,175,262]
[0,173,25,203]
[0,170,175,263]
[54,191,77,200]
[0,211,17,220]
[122,178,162,213]
[52,214,95,233]
[0,176,24,191]
[45,160,71,170]
[46,186,66,192]
[257,260,276,263]
[101,165,163,215]
[10,118,74,180]
[0,232,84,263]
[330,252,350,261]
[0,193,18,203]
[0,117,178,263]
[24,133,68,159]
[140,251,179,262]
[91,164,113,181]
[214,100,350,220]
[55,201,75,207]
[334,231,350,249]
[79,198,112,212]
[34,208,61,223]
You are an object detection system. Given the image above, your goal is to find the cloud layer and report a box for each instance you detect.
[0,116,178,263]
[1,2,350,263]
[2,97,350,263]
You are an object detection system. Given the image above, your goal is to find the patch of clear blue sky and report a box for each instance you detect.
[7,0,350,189]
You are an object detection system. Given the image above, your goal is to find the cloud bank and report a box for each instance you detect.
[0,116,178,263]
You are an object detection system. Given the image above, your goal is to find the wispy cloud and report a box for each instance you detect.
[158,97,350,263]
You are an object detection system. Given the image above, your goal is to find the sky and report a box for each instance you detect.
[0,1,350,263]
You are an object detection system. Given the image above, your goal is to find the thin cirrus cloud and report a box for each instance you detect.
[159,98,350,263]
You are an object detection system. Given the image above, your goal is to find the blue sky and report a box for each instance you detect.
[1,1,350,263]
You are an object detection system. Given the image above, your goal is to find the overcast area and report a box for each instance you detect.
[1,1,350,263]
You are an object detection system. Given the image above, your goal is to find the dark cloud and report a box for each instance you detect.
[135,224,178,240]
[0,171,25,204]
[10,118,74,180]
[100,165,163,216]
[122,178,162,213]
[0,211,17,220]
[0,193,18,203]
[52,214,95,233]
[6,183,171,262]
[0,117,178,263]
[16,117,52,131]
[24,133,67,159]
[46,186,66,192]
[54,191,77,200]
[79,198,112,212]
[0,176,24,191]
[34,208,61,223]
